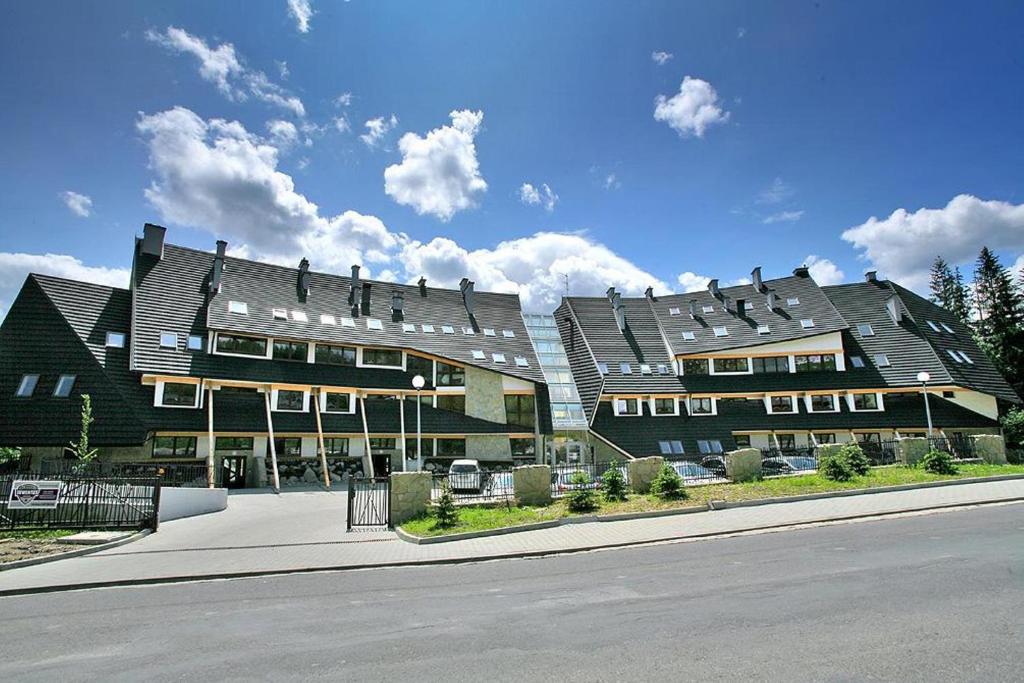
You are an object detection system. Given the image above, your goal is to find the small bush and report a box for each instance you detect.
[565,471,598,512]
[840,442,871,476]
[921,448,958,475]
[650,464,687,500]
[1000,408,1024,450]
[819,452,853,481]
[602,461,627,502]
[433,482,460,528]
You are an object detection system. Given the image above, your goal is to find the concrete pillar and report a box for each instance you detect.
[389,471,433,525]
[898,437,929,466]
[725,448,762,482]
[972,434,1007,464]
[513,464,551,506]
[628,456,664,494]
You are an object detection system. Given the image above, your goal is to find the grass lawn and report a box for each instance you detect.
[0,529,79,564]
[400,463,1024,537]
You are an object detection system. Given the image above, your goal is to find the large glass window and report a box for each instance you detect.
[273,339,308,362]
[733,434,751,448]
[216,437,253,451]
[436,394,466,414]
[436,438,466,457]
[713,357,749,373]
[690,397,714,415]
[324,438,349,457]
[505,394,536,427]
[216,334,267,356]
[161,382,197,407]
[770,395,795,413]
[315,344,356,366]
[151,436,196,458]
[436,361,465,387]
[276,390,305,411]
[510,438,536,459]
[853,393,879,410]
[752,356,790,374]
[777,434,796,450]
[362,348,403,367]
[406,354,433,384]
[324,392,351,413]
[810,394,835,412]
[271,438,302,457]
[369,438,396,450]
[815,433,837,444]
[794,354,836,373]
[682,358,710,375]
[858,432,881,444]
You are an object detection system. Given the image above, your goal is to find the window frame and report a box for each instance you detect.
[159,331,178,349]
[360,347,404,369]
[752,356,791,374]
[157,381,200,408]
[613,397,641,417]
[151,435,197,459]
[504,394,536,428]
[806,393,840,413]
[272,339,309,362]
[15,374,39,398]
[315,343,357,366]
[767,394,797,414]
[320,390,356,414]
[272,388,309,413]
[689,396,716,416]
[712,357,750,374]
[105,331,126,348]
[651,397,679,416]
[52,374,77,398]
[227,300,248,315]
[215,333,269,358]
[681,358,710,376]
[850,392,883,412]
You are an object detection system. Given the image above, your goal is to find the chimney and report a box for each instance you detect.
[645,286,654,301]
[688,299,697,319]
[737,298,747,317]
[751,266,765,293]
[391,290,404,321]
[707,279,722,300]
[723,295,734,314]
[793,265,810,278]
[209,240,227,294]
[360,282,372,315]
[611,292,626,332]
[864,270,878,283]
[349,264,361,308]
[298,258,311,296]
[460,278,475,318]
[766,290,778,310]
[606,286,617,302]
[141,223,166,259]
[885,294,903,324]
[418,277,428,297]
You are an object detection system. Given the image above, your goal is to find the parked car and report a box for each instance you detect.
[761,457,794,476]
[448,459,486,492]
[670,461,716,481]
[700,456,727,478]
[782,456,817,472]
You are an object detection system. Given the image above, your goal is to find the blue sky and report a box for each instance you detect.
[2,0,1023,316]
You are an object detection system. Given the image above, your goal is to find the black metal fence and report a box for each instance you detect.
[0,473,160,531]
[432,467,515,505]
[36,459,209,487]
[663,457,733,484]
[549,463,616,498]
[346,476,390,530]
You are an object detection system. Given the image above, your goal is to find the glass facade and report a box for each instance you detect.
[523,313,588,429]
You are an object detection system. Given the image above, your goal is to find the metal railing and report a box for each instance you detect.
[346,476,390,530]
[0,473,160,531]
[432,467,515,505]
[663,457,732,485]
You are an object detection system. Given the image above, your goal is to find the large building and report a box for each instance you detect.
[555,266,1019,462]
[0,224,552,487]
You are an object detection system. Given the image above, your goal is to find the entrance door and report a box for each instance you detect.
[370,451,391,477]
[221,456,247,489]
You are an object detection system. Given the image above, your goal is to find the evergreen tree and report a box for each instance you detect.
[928,256,971,324]
[929,256,952,304]
[973,247,1024,397]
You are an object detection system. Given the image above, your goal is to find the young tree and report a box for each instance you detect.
[66,393,99,464]
[974,248,1024,396]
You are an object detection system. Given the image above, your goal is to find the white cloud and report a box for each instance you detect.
[60,191,93,218]
[803,255,845,286]
[136,106,405,272]
[0,253,129,318]
[519,182,557,212]
[359,114,398,147]
[146,26,305,117]
[762,210,804,224]
[287,0,313,33]
[400,232,670,311]
[334,92,353,108]
[384,110,487,221]
[737,27,747,39]
[604,173,621,190]
[841,194,1024,290]
[266,119,299,149]
[757,177,794,205]
[654,76,730,138]
[276,60,289,79]
[333,116,351,133]
[677,271,712,292]
[651,51,673,66]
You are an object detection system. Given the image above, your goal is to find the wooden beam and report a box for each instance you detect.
[312,392,330,489]
[264,390,281,492]
[399,392,406,472]
[360,393,374,478]
[206,386,215,489]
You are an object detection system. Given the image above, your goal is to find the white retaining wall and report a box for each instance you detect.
[159,487,228,522]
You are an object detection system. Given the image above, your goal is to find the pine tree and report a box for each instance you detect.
[929,256,952,304]
[973,247,1024,397]
[928,256,971,325]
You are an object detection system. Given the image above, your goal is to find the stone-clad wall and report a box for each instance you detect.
[972,435,1007,464]
[465,366,508,424]
[628,457,664,493]
[467,434,512,461]
[725,448,762,482]
[390,471,432,524]
[898,438,929,466]
[513,465,551,506]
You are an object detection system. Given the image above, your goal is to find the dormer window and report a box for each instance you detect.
[857,323,874,337]
[159,381,198,408]
[483,328,496,336]
[668,307,681,316]
[614,398,640,416]
[106,332,126,348]
[471,350,485,360]
[442,325,455,334]
[160,332,178,349]
[682,331,696,341]
[273,308,287,320]
[320,314,336,326]
[341,317,356,328]
[873,354,891,367]
[757,324,771,335]
[702,305,714,314]
[53,374,76,398]
[291,310,307,322]
[402,323,416,333]
[852,393,880,411]
[15,374,39,398]
[366,318,383,330]
[492,353,507,364]
[786,297,800,306]
[620,363,632,374]
[808,394,837,413]
[769,395,796,414]
[926,320,941,332]
[422,324,435,333]
[514,356,529,367]
[228,300,248,315]
[713,326,728,337]
[689,397,714,415]
[597,362,609,375]
[502,330,516,338]
[800,319,815,329]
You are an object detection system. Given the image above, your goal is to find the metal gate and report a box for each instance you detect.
[346,476,390,530]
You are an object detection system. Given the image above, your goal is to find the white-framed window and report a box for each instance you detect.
[319,389,356,414]
[850,355,865,368]
[668,307,681,316]
[402,323,416,333]
[682,331,696,341]
[613,397,641,416]
[15,374,39,398]
[360,347,404,368]
[712,357,749,374]
[155,380,200,408]
[272,387,309,412]
[471,350,485,360]
[228,300,248,315]
[366,318,383,330]
[321,314,336,326]
[187,334,205,351]
[757,324,771,335]
[702,305,714,314]
[492,353,507,364]
[874,353,891,367]
[786,297,800,306]
[651,397,679,416]
[461,327,474,336]
[689,397,716,416]
[620,363,632,374]
[441,325,455,334]
[105,331,126,348]
[926,320,940,332]
[857,323,874,337]
[53,374,77,398]
[272,308,287,320]
[341,317,356,328]
[514,356,529,367]
[805,393,840,413]
[848,392,883,412]
[159,331,178,349]
[422,324,435,333]
[766,394,797,414]
[713,326,728,337]
[503,330,516,338]
[483,328,496,336]
[940,322,955,334]
[800,319,815,329]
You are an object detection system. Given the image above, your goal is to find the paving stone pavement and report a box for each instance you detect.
[2,479,1023,594]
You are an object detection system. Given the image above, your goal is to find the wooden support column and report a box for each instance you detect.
[264,389,281,492]
[360,393,374,478]
[206,386,215,489]
[312,391,330,489]
[399,392,406,472]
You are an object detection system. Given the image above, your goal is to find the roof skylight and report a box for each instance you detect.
[291,310,308,322]
[682,331,696,341]
[228,300,248,315]
[341,317,356,328]
[668,307,681,316]
[462,327,475,335]
[272,308,287,320]
[105,331,126,348]
[492,353,507,364]
[53,374,76,398]
[620,363,632,374]
[713,326,728,337]
[946,349,963,363]
[757,324,771,335]
[514,356,529,367]
[597,362,609,375]
[366,318,383,330]
[873,354,891,368]
[640,364,652,375]
[159,332,178,349]
[800,319,815,329]
[926,320,941,332]
[850,355,865,368]
[959,351,974,364]
[857,323,875,337]
[320,314,336,326]
[483,328,496,337]
[402,323,416,333]
[422,324,435,333]
[502,330,515,338]
[940,322,955,334]
[471,350,486,360]
[442,325,455,334]
[702,305,714,314]
[786,297,800,306]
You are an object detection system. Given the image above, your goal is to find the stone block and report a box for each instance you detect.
[513,465,552,506]
[725,448,762,482]
[898,437,929,466]
[628,457,664,494]
[389,471,433,525]
[973,434,1007,465]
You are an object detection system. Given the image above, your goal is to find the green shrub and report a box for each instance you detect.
[839,442,871,476]
[819,451,853,481]
[0,447,20,465]
[433,482,460,528]
[921,448,958,475]
[565,471,598,512]
[601,461,627,502]
[650,464,687,500]
[1001,408,1024,450]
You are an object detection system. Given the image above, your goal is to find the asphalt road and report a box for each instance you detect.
[1,504,1022,682]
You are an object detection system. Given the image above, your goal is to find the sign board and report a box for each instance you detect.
[7,480,62,509]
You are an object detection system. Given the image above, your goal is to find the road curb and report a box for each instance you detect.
[3,495,1023,597]
[0,530,151,573]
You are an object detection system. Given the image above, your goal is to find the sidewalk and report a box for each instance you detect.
[2,479,1023,595]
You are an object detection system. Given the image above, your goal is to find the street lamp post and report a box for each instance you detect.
[917,371,934,439]
[412,374,425,472]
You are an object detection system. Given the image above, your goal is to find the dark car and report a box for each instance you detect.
[700,456,726,477]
